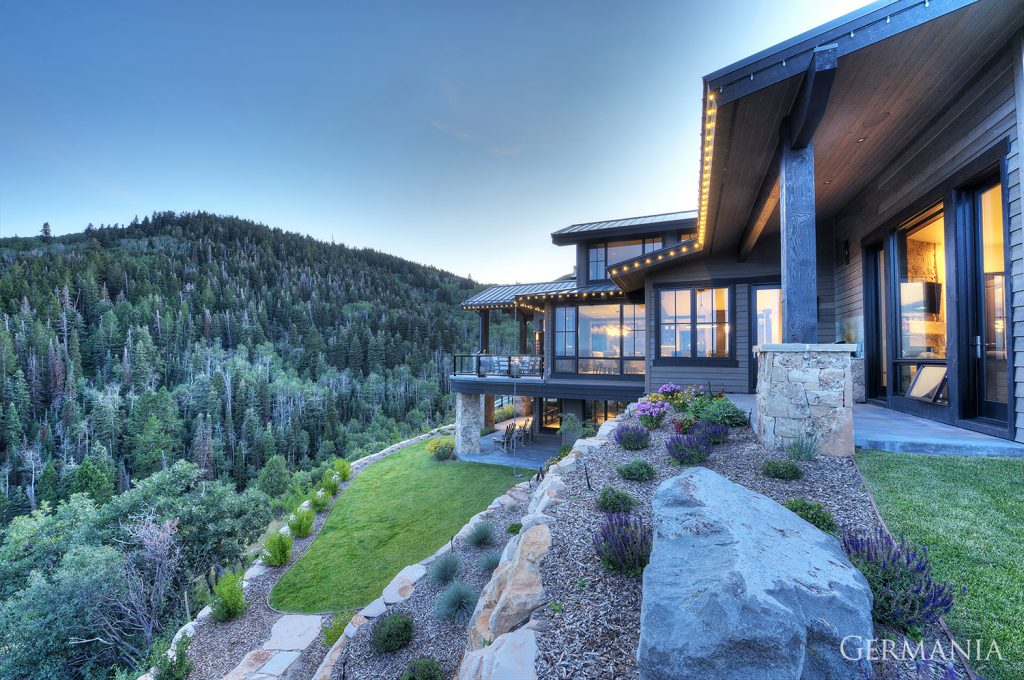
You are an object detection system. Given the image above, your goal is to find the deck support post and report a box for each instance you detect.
[779,124,818,343]
[483,395,495,430]
[478,310,490,353]
[517,314,528,354]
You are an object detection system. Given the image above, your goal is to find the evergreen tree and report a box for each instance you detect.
[71,452,114,505]
[37,461,59,507]
[256,454,290,498]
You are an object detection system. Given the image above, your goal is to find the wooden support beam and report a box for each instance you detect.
[738,44,836,261]
[478,309,490,353]
[780,124,818,343]
[789,44,838,149]
[518,314,528,354]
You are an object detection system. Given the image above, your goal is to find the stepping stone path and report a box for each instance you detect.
[224,615,323,679]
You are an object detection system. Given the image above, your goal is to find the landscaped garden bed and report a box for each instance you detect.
[524,386,971,680]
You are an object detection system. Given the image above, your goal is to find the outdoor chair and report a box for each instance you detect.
[493,423,516,452]
[520,418,534,444]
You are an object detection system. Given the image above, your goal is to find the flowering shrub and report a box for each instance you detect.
[593,512,652,576]
[321,469,342,495]
[691,420,728,444]
[657,383,685,396]
[427,436,456,461]
[840,528,960,631]
[310,487,330,512]
[635,400,671,429]
[666,432,710,465]
[614,421,651,451]
[288,507,315,538]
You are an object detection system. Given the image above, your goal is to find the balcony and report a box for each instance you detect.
[452,353,544,378]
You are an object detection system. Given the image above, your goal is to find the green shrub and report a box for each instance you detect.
[333,457,352,481]
[262,531,293,567]
[783,498,839,534]
[787,436,817,461]
[762,459,804,481]
[211,572,247,621]
[321,469,342,495]
[288,507,315,538]
[617,458,656,482]
[466,521,495,548]
[428,551,460,584]
[373,613,414,653]
[401,658,444,680]
[309,487,330,512]
[596,486,639,513]
[478,549,502,573]
[152,635,193,680]
[693,397,748,426]
[432,580,479,625]
[322,614,347,646]
[506,522,522,535]
[427,436,456,461]
[494,403,515,422]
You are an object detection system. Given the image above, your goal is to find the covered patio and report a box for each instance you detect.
[456,415,563,470]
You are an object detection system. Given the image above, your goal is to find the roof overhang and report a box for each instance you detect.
[461,280,574,311]
[608,238,701,292]
[696,0,1024,257]
[551,211,697,246]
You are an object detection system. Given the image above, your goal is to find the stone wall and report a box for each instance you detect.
[455,392,484,454]
[753,343,856,457]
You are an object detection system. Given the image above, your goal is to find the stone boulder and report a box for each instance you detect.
[638,468,872,680]
[468,523,550,649]
[458,627,539,680]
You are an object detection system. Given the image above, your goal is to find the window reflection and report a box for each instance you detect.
[980,184,1007,405]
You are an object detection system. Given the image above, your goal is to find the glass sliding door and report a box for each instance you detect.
[975,181,1007,420]
[865,246,888,399]
[751,286,781,391]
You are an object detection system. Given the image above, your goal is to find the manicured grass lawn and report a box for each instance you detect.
[269,440,517,614]
[856,450,1024,680]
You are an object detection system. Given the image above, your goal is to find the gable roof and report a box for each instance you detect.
[461,280,575,309]
[551,210,697,245]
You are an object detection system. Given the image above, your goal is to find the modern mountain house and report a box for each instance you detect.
[452,0,1024,457]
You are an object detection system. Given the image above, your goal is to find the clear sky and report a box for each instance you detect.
[0,0,867,283]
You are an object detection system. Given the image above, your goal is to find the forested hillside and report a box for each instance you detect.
[0,211,513,677]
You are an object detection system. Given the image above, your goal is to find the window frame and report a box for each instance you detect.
[550,302,646,378]
[587,237,663,284]
[653,284,737,367]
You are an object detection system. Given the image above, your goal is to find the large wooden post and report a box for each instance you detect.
[779,125,818,343]
[518,314,528,354]
[478,309,490,353]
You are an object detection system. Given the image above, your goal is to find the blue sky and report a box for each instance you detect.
[0,0,867,283]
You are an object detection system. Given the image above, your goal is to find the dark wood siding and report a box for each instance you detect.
[832,39,1023,439]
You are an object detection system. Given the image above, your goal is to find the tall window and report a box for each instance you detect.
[895,212,946,397]
[658,287,730,359]
[552,303,645,375]
[587,238,662,282]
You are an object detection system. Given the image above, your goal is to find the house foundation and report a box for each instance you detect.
[455,392,484,454]
[753,344,856,457]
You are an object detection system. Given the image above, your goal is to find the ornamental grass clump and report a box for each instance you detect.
[427,551,460,585]
[466,520,495,548]
[666,433,710,465]
[596,485,639,513]
[211,571,247,621]
[783,498,839,534]
[287,507,315,538]
[840,528,960,632]
[691,420,729,444]
[635,400,672,429]
[373,613,414,653]
[787,435,817,461]
[593,512,652,576]
[262,530,293,567]
[762,459,804,480]
[432,580,479,625]
[478,549,502,573]
[616,458,656,482]
[614,421,650,451]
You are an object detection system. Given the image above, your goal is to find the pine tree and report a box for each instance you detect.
[191,413,214,479]
[70,456,113,504]
[256,454,290,497]
[37,461,59,507]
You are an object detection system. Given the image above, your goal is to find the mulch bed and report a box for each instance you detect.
[531,421,968,680]
[338,493,528,679]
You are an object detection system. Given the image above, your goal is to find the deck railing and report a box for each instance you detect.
[452,354,544,378]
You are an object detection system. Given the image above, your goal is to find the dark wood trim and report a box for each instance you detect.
[789,44,839,149]
[653,284,737,362]
[478,309,489,353]
[779,123,818,342]
[738,145,780,262]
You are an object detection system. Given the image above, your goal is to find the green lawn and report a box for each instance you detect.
[269,440,517,614]
[856,450,1024,680]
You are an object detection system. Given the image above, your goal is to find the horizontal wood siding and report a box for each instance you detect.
[832,40,1023,439]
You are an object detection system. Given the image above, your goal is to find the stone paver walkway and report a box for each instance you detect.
[224,614,323,679]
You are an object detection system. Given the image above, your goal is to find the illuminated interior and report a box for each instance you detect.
[897,213,946,395]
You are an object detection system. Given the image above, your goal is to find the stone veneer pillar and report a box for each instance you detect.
[753,343,857,457]
[455,392,484,455]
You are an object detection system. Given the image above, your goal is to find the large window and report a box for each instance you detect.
[588,238,662,282]
[552,303,645,375]
[658,287,731,359]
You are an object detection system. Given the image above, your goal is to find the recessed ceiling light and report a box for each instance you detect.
[857,137,866,143]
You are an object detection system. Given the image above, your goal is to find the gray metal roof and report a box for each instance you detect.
[462,280,575,308]
[552,210,697,237]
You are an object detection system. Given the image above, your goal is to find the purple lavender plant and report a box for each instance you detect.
[614,421,650,451]
[840,528,961,631]
[592,512,652,576]
[666,432,710,465]
[691,420,729,444]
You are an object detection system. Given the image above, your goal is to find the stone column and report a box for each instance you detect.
[753,343,856,457]
[455,392,484,455]
[483,395,496,430]
[515,396,533,417]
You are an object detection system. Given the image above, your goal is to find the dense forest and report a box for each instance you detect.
[0,211,518,677]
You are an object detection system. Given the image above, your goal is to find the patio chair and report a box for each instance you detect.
[515,421,530,447]
[520,418,534,444]
[493,423,516,452]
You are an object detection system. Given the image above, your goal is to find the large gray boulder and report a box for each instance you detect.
[638,468,872,680]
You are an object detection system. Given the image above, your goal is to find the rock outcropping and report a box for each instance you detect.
[638,468,873,680]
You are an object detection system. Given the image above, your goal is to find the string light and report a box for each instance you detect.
[697,92,717,247]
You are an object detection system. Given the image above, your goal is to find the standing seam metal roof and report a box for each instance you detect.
[461,280,575,307]
[552,210,697,236]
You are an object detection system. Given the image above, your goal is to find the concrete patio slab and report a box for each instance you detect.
[727,393,1024,457]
